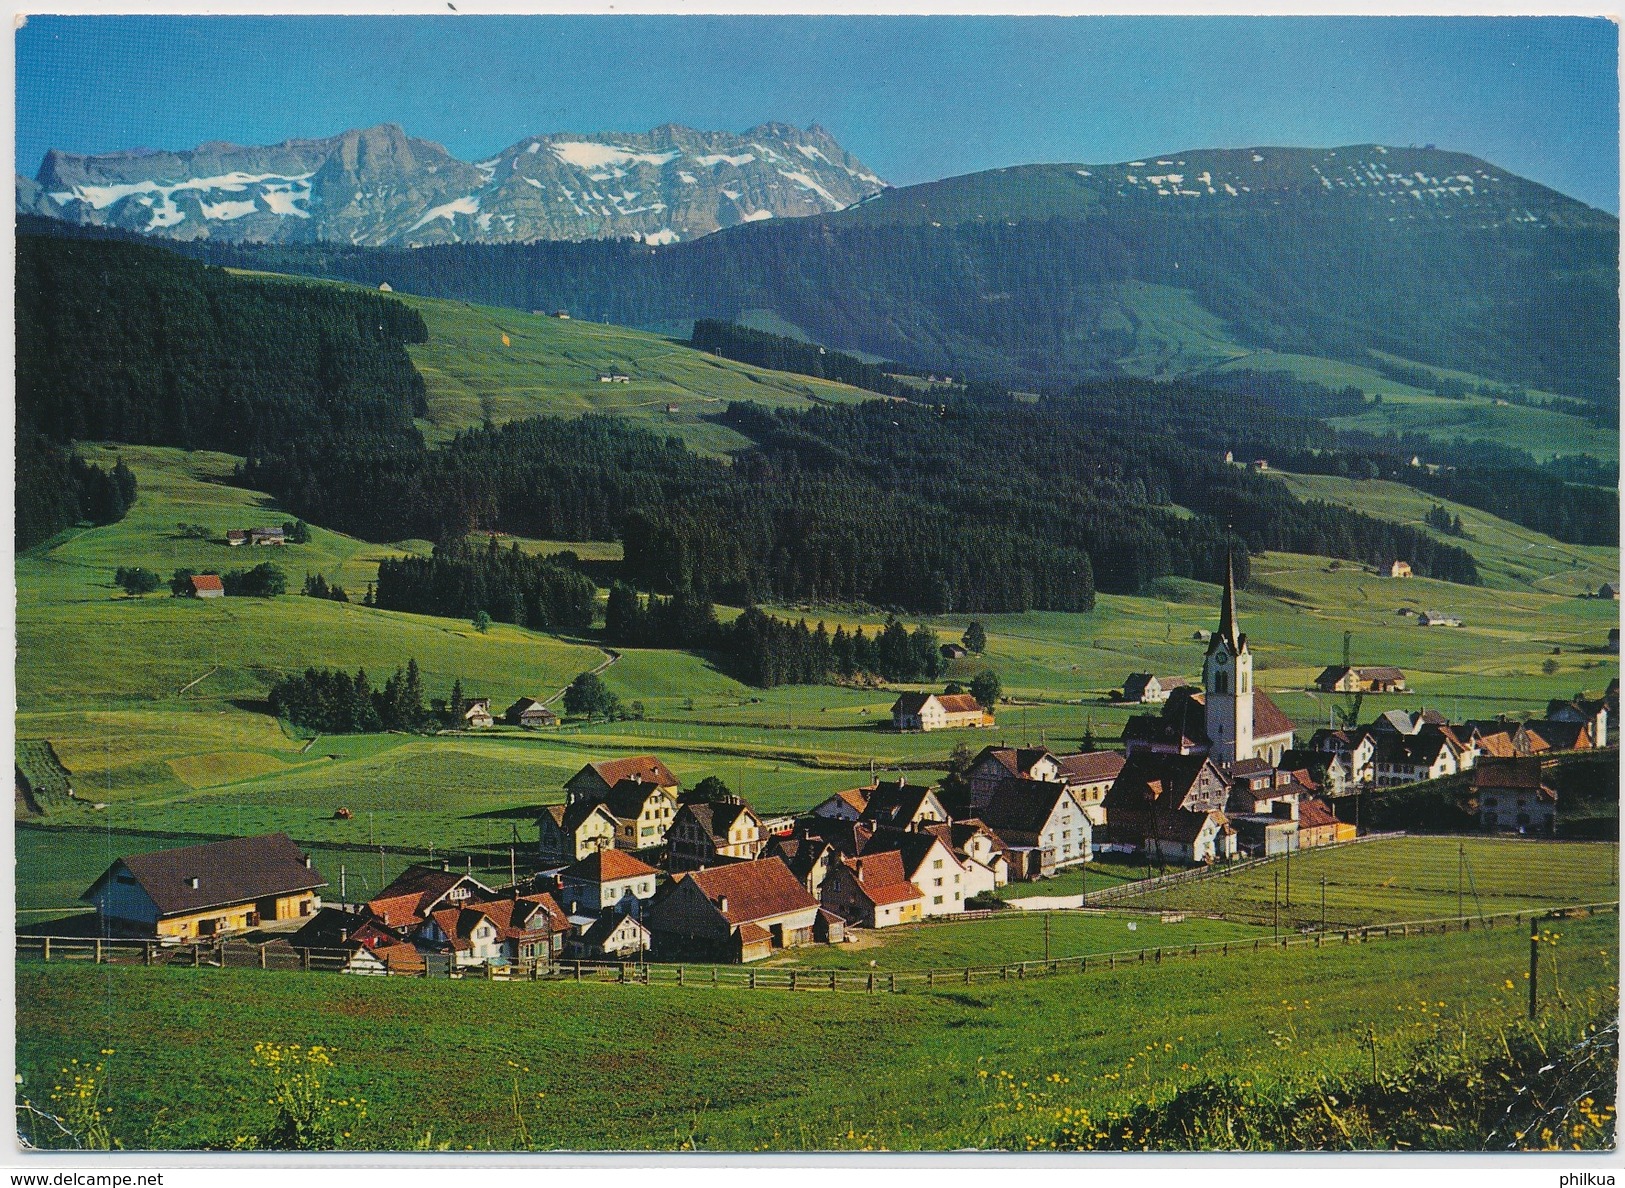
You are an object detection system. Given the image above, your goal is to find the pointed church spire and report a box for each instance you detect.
[1215,547,1241,653]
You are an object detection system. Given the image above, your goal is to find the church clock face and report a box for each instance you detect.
[1214,653,1227,666]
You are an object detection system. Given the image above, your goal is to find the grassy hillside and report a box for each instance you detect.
[1272,470,1619,595]
[229,272,883,457]
[16,910,1616,1150]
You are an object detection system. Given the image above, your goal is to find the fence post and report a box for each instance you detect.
[575,961,582,982]
[94,938,103,964]
[790,970,797,991]
[889,973,896,993]
[619,964,627,983]
[145,942,154,966]
[831,971,838,990]
[677,966,684,987]
[964,967,971,984]
[1155,948,1162,964]
[928,969,935,987]
[712,967,718,987]
[260,945,268,970]
[42,937,50,962]
[867,971,875,993]
[749,970,757,989]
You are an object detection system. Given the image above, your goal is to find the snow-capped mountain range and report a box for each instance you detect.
[19,122,888,246]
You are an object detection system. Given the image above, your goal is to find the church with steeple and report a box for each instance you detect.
[1122,552,1296,770]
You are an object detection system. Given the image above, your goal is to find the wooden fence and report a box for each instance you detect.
[1084,830,1409,904]
[18,899,1614,994]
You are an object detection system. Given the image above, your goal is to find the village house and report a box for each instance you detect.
[643,857,821,963]
[665,798,767,872]
[1309,727,1378,786]
[1226,759,1310,816]
[504,697,560,729]
[365,864,494,931]
[1282,747,1353,796]
[1523,719,1593,752]
[1473,757,1557,834]
[762,832,841,900]
[419,894,569,968]
[1053,751,1127,825]
[1121,674,1188,704]
[1387,561,1413,578]
[225,529,248,547]
[557,849,661,917]
[287,908,424,975]
[890,691,993,732]
[188,573,225,599]
[537,800,619,866]
[965,746,1061,809]
[1295,796,1357,848]
[975,779,1092,880]
[1313,666,1408,694]
[860,827,981,912]
[461,698,495,729]
[920,819,1010,888]
[1418,611,1463,628]
[1230,801,1300,857]
[250,526,285,546]
[597,371,632,384]
[574,910,652,961]
[1101,752,1234,864]
[1372,725,1472,786]
[819,850,926,928]
[810,786,871,821]
[565,755,681,806]
[1599,582,1620,601]
[83,833,326,941]
[859,779,949,830]
[1546,694,1610,748]
[940,643,968,660]
[600,778,680,851]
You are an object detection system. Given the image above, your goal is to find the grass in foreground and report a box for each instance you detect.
[15,913,1616,1150]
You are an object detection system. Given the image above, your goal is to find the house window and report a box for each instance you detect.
[933,877,942,887]
[932,859,943,869]
[933,895,943,905]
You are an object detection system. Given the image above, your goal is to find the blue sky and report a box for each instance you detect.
[16,14,1620,212]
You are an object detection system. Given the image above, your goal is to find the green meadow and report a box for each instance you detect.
[15,911,1617,1150]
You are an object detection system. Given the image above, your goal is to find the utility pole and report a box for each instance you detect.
[340,864,347,909]
[1285,843,1292,909]
[379,845,385,891]
[1044,912,1052,962]
[1273,869,1280,942]
[1457,842,1465,920]
[1528,915,1541,1021]
[510,846,517,889]
[1320,875,1327,934]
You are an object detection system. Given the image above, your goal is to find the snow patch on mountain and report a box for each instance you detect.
[408,194,480,232]
[550,142,681,170]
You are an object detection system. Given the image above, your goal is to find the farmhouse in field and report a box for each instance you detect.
[249,526,285,546]
[1473,757,1556,834]
[1121,673,1188,704]
[644,857,820,962]
[461,698,494,729]
[187,573,225,599]
[597,371,631,384]
[1314,666,1407,694]
[1387,561,1413,578]
[1418,610,1463,627]
[890,692,993,732]
[225,529,248,547]
[83,833,326,941]
[505,697,560,729]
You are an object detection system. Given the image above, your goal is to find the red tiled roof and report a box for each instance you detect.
[563,849,659,883]
[687,857,817,924]
[1252,691,1296,739]
[585,755,679,789]
[190,573,224,594]
[936,694,984,715]
[1296,796,1342,830]
[737,922,772,945]
[1472,757,1546,791]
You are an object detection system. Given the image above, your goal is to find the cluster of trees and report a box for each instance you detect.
[562,671,636,720]
[169,563,286,598]
[16,434,138,550]
[113,566,161,596]
[689,320,921,399]
[1425,504,1467,537]
[267,658,442,734]
[374,538,595,633]
[302,573,350,602]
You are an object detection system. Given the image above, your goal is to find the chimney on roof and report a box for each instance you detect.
[305,855,313,868]
[340,928,349,943]
[442,859,450,872]
[187,876,200,890]
[718,894,729,913]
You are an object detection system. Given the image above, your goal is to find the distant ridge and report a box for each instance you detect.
[19,121,887,247]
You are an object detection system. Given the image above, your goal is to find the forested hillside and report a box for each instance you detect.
[16,233,429,460]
